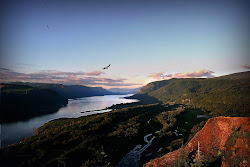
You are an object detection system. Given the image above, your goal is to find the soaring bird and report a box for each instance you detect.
[47,25,50,29]
[103,64,111,70]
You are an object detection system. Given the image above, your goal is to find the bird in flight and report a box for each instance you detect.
[103,64,111,70]
[47,25,50,29]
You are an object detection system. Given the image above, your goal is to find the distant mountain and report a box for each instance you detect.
[11,82,117,99]
[133,71,250,117]
[0,83,68,123]
[108,87,141,94]
[1,82,117,122]
[145,117,250,167]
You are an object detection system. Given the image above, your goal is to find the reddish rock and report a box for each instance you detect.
[145,117,250,167]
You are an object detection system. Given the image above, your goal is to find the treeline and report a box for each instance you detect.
[0,84,68,123]
[11,82,116,99]
[0,82,118,123]
[0,102,209,167]
[134,72,250,117]
[141,107,208,164]
[0,103,165,167]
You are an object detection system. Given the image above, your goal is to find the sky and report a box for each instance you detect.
[0,0,249,89]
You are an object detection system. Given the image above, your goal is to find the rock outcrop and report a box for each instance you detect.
[145,117,250,167]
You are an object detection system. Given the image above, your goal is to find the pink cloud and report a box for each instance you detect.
[0,68,140,88]
[84,70,103,76]
[148,69,215,80]
[172,69,214,78]
[147,72,164,80]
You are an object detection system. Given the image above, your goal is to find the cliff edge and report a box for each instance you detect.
[145,117,250,167]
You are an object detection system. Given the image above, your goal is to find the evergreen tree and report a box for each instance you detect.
[191,141,204,167]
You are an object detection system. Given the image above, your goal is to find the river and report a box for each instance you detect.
[1,94,138,147]
[117,133,156,167]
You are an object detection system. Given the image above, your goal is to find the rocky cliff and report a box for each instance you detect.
[145,117,250,167]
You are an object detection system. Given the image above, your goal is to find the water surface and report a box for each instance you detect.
[1,94,138,147]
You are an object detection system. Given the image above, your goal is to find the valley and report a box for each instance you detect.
[1,0,249,166]
[0,71,249,167]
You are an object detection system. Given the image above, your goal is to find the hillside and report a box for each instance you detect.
[216,71,250,79]
[1,83,117,123]
[0,103,209,167]
[1,72,249,166]
[0,103,166,166]
[0,84,68,123]
[132,71,250,117]
[108,87,141,94]
[20,83,116,99]
[145,117,250,167]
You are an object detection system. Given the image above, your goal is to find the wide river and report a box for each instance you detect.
[1,94,138,147]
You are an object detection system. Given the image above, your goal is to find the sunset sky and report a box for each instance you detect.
[0,0,249,89]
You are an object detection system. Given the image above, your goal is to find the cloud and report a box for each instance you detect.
[148,69,215,80]
[241,64,250,69]
[172,69,215,78]
[0,68,141,88]
[84,70,103,76]
[147,72,164,80]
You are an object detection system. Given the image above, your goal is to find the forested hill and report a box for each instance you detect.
[10,82,116,99]
[134,71,250,117]
[0,83,116,122]
[0,84,68,123]
[215,71,250,79]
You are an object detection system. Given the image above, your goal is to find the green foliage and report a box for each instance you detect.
[0,83,67,123]
[171,150,189,167]
[190,158,203,167]
[141,107,206,165]
[58,155,67,167]
[223,127,249,167]
[80,146,110,167]
[2,72,248,166]
[201,126,248,167]
[0,103,166,167]
[109,116,140,138]
[0,82,117,123]
[137,75,250,117]
[29,83,115,99]
[190,142,204,167]
[170,139,184,149]
[156,106,185,137]
[2,102,200,167]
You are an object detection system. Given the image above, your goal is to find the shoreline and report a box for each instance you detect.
[1,94,138,148]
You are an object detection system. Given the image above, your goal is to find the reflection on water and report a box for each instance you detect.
[1,94,138,147]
